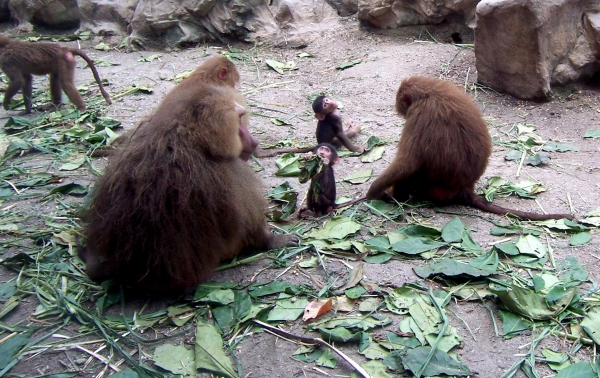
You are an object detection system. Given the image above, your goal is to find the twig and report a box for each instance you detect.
[252,320,372,378]
[516,150,526,177]
[74,345,120,373]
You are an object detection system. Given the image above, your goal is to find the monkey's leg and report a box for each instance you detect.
[58,54,86,111]
[366,159,417,200]
[49,72,62,105]
[2,70,25,111]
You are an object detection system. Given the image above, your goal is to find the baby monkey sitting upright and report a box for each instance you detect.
[299,143,339,218]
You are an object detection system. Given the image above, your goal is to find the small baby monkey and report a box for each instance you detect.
[299,143,339,218]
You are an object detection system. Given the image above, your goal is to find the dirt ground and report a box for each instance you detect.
[0,15,599,378]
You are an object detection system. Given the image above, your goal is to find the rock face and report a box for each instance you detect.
[9,0,80,30]
[475,0,600,100]
[5,0,354,49]
[357,0,481,29]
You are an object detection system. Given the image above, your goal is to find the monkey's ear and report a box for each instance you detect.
[218,67,228,80]
[332,157,340,165]
[314,113,325,121]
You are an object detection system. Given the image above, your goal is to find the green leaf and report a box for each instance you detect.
[267,297,310,321]
[345,286,367,299]
[495,241,520,255]
[441,217,466,243]
[59,157,86,171]
[489,283,575,320]
[107,370,139,378]
[357,360,393,378]
[316,347,337,368]
[569,232,591,246]
[580,306,600,345]
[337,59,362,70]
[319,327,361,343]
[515,234,546,258]
[274,153,301,177]
[343,169,373,184]
[498,310,532,337]
[542,141,579,152]
[414,258,496,279]
[48,183,88,196]
[195,323,238,378]
[553,362,595,378]
[306,216,361,240]
[266,181,298,221]
[392,237,446,255]
[0,282,17,301]
[138,53,163,62]
[153,344,195,376]
[583,129,600,138]
[524,152,550,166]
[401,346,472,376]
[265,59,286,74]
[360,145,385,163]
[0,332,30,370]
[248,281,304,298]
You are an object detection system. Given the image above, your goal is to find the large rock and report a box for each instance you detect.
[8,0,80,30]
[326,0,359,16]
[475,0,599,100]
[357,0,481,29]
[78,0,137,36]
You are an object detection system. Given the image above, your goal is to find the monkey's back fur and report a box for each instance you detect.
[82,85,273,292]
[367,76,573,220]
[393,75,492,201]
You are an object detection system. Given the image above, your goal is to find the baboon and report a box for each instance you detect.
[366,76,574,221]
[0,36,111,114]
[80,82,298,293]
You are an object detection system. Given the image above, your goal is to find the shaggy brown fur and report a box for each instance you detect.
[80,82,297,293]
[0,36,111,114]
[367,76,573,221]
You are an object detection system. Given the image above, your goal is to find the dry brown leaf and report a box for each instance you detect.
[302,298,333,322]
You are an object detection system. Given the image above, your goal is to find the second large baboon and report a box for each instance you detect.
[80,81,298,293]
[367,76,573,221]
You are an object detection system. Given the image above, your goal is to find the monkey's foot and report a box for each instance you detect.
[267,233,299,249]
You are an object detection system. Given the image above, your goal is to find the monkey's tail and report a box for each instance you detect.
[462,191,574,221]
[71,49,112,105]
[333,196,367,210]
[253,146,314,158]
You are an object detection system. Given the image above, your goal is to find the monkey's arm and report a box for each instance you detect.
[335,132,363,153]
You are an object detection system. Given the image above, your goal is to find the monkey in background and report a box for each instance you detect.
[366,76,573,221]
[0,36,111,114]
[80,64,298,293]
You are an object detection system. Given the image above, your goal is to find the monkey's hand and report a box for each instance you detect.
[266,232,300,249]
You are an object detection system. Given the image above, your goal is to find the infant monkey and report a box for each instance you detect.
[299,143,340,218]
[298,143,365,218]
[313,96,364,153]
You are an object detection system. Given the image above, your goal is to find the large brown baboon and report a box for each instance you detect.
[0,36,112,114]
[80,80,298,293]
[366,76,573,221]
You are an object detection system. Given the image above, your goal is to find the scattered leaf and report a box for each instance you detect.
[303,298,333,321]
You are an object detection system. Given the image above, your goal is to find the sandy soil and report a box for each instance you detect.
[0,16,599,378]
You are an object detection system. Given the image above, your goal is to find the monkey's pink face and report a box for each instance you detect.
[321,97,338,113]
[316,145,333,159]
[235,102,258,160]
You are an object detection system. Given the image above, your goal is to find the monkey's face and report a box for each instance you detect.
[236,102,258,161]
[321,97,338,113]
[315,145,339,165]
